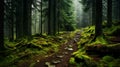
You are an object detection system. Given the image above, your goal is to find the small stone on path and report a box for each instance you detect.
[63,52,68,55]
[68,45,72,48]
[52,60,61,64]
[36,60,40,62]
[67,48,73,51]
[56,55,64,58]
[45,62,55,67]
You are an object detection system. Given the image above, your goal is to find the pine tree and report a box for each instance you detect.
[0,0,5,50]
[95,0,103,37]
[107,0,112,27]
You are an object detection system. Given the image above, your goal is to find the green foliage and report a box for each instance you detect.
[81,26,95,38]
[59,0,76,31]
[78,26,108,46]
[72,49,91,63]
[70,49,97,67]
[104,25,120,36]
[29,62,36,67]
[102,21,107,28]
[77,26,95,47]
[98,56,120,67]
[1,32,70,67]
[80,0,92,12]
[70,30,80,38]
[102,56,114,62]
[69,25,120,67]
[69,57,76,64]
[90,35,108,45]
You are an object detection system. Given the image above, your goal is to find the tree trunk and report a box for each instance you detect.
[118,0,120,21]
[48,0,55,35]
[92,0,96,25]
[41,0,42,35]
[107,0,112,27]
[9,0,15,41]
[53,0,57,35]
[57,0,60,34]
[16,0,24,39]
[35,9,37,34]
[48,0,51,35]
[23,0,32,37]
[0,0,5,50]
[95,0,102,37]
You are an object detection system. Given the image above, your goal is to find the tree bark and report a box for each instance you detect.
[92,0,96,25]
[48,0,55,35]
[53,0,57,35]
[40,0,42,35]
[0,0,5,50]
[23,0,32,36]
[9,0,15,41]
[95,0,102,37]
[16,0,24,39]
[48,0,51,35]
[57,0,60,34]
[107,0,112,27]
[118,0,120,21]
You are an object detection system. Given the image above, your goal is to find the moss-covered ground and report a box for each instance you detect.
[69,24,120,67]
[0,32,76,67]
[1,23,120,67]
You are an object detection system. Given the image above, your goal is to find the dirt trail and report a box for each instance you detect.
[34,32,81,67]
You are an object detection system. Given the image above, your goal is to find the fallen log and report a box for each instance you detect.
[86,43,120,57]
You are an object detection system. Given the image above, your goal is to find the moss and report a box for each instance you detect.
[104,25,120,36]
[93,36,108,45]
[2,30,73,67]
[70,25,120,67]
[102,56,114,62]
[82,26,95,34]
[77,26,95,46]
[72,48,92,64]
[69,57,76,64]
[4,39,20,50]
[71,49,97,67]
[86,35,108,47]
[29,62,36,67]
[98,56,120,67]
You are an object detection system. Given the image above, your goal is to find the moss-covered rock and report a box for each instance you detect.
[102,56,114,62]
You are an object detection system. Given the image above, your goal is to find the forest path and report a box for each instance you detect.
[33,32,81,67]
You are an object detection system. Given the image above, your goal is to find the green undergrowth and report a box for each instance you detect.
[70,29,81,38]
[69,25,120,67]
[78,25,109,47]
[1,32,75,67]
[89,35,108,45]
[104,25,120,36]
[70,54,120,67]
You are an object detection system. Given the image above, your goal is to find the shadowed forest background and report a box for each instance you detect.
[0,0,120,67]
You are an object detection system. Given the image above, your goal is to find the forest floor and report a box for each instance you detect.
[1,25,120,67]
[34,32,80,67]
[17,31,81,67]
